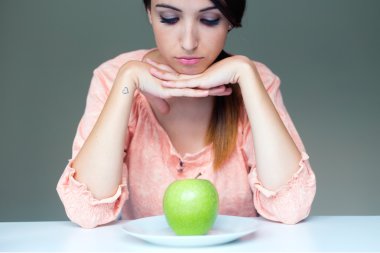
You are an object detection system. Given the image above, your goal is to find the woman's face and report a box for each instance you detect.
[147,0,231,75]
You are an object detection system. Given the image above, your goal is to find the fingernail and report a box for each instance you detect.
[151,67,159,73]
[162,81,172,86]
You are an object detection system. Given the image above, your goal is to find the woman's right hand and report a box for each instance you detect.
[120,60,212,99]
[118,60,230,114]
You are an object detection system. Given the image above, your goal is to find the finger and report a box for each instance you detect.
[150,67,180,81]
[213,88,233,96]
[146,59,170,72]
[162,78,202,88]
[153,98,171,114]
[148,96,171,114]
[141,92,171,114]
[162,73,226,89]
[208,86,233,96]
[166,88,209,98]
[146,58,176,73]
[207,85,227,95]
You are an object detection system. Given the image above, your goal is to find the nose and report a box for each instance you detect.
[180,22,198,52]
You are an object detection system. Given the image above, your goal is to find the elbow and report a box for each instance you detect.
[57,190,111,229]
[275,189,316,225]
[255,184,316,225]
[56,168,124,229]
[62,202,118,229]
[66,211,100,229]
[257,198,313,225]
[277,207,311,225]
[277,187,316,225]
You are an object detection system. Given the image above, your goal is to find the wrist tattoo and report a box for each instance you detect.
[122,86,129,95]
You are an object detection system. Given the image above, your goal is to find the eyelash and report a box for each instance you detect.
[160,17,220,26]
[160,17,179,24]
[201,18,220,26]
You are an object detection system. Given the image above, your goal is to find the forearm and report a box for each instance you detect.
[73,64,137,199]
[238,62,301,190]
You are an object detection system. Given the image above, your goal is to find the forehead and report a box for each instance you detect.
[151,0,216,11]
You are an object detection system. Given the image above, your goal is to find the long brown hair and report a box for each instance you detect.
[143,0,247,169]
[207,51,243,170]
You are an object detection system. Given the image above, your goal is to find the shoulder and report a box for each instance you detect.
[251,59,281,90]
[87,49,153,97]
[94,49,152,75]
[228,53,281,91]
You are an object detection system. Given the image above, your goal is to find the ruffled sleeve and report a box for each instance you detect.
[56,52,141,228]
[57,160,128,228]
[242,61,317,224]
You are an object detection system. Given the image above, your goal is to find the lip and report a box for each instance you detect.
[175,56,203,65]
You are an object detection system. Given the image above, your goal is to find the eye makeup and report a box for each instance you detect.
[156,5,223,27]
[200,17,220,26]
[160,16,179,24]
[159,15,221,27]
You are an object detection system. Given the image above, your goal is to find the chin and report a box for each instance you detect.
[173,64,209,75]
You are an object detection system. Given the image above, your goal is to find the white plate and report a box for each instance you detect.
[121,215,259,247]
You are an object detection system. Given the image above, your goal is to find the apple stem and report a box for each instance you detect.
[195,172,202,179]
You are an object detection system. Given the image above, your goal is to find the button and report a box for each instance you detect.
[177,159,184,173]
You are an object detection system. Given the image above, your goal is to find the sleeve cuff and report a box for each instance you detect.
[249,152,310,198]
[64,160,127,205]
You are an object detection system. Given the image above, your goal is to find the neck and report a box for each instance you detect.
[168,96,213,106]
[165,96,214,119]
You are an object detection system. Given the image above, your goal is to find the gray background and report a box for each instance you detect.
[0,0,379,221]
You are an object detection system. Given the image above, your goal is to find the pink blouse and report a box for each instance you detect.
[57,49,316,228]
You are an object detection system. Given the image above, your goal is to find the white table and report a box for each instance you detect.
[0,216,379,252]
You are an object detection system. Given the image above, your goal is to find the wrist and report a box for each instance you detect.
[116,61,141,93]
[234,56,262,91]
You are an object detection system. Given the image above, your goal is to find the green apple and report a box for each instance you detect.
[163,175,219,235]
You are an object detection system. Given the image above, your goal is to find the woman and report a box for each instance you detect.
[57,0,316,229]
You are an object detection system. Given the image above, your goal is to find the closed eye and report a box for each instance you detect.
[160,16,179,25]
[201,18,220,26]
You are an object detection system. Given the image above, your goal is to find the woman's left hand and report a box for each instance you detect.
[149,55,256,91]
[144,57,237,114]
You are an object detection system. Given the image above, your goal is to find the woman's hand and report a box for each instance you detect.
[145,58,234,113]
[144,58,232,96]
[139,59,175,114]
[149,55,257,92]
[122,61,210,99]
[122,59,232,114]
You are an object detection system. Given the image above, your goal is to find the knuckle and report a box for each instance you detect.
[161,92,170,99]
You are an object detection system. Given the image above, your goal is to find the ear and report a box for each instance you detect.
[147,9,153,24]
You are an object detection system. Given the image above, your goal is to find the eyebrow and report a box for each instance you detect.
[155,4,217,12]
